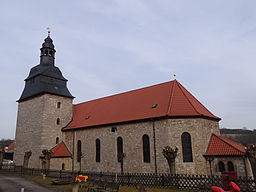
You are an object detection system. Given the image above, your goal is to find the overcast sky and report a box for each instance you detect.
[1,0,256,139]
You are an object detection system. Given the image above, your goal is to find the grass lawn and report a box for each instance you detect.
[22,175,189,192]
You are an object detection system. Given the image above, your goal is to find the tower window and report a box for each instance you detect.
[57,102,61,108]
[45,50,48,55]
[56,137,59,144]
[56,118,60,125]
[96,139,100,162]
[181,132,193,162]
[77,140,82,162]
[117,137,123,162]
[61,163,65,170]
[143,134,150,163]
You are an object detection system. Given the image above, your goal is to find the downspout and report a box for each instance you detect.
[243,156,248,177]
[152,119,157,174]
[72,130,75,171]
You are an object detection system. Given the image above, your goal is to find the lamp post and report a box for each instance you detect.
[111,126,118,183]
[205,156,214,176]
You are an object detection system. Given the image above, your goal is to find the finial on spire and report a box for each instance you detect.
[46,27,51,36]
[173,72,176,80]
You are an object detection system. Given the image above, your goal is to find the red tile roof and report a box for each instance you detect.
[64,80,220,131]
[6,142,15,151]
[205,133,246,156]
[50,141,72,158]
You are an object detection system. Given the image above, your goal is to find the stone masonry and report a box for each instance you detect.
[60,118,220,174]
[14,94,73,169]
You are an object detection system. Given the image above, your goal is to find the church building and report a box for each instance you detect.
[14,33,253,177]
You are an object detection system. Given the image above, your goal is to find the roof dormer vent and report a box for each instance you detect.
[151,104,158,108]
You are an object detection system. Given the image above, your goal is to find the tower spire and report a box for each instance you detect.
[17,32,74,102]
[40,28,55,66]
[46,27,51,36]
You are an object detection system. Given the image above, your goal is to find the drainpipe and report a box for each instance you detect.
[72,130,75,172]
[152,119,157,174]
[243,156,248,177]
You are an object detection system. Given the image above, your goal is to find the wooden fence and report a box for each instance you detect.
[0,165,255,192]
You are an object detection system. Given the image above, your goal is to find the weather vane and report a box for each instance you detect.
[46,27,51,35]
[173,72,176,80]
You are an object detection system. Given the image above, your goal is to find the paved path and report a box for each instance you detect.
[0,174,61,192]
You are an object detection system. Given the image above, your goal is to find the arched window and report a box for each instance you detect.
[117,137,123,162]
[218,161,225,172]
[57,102,61,108]
[56,118,60,125]
[96,139,100,162]
[45,50,48,55]
[77,140,82,162]
[227,161,234,171]
[143,134,150,163]
[56,137,59,144]
[61,163,65,170]
[181,132,193,162]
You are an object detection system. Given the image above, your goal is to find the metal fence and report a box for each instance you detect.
[0,165,255,192]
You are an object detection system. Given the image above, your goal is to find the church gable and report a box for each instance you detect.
[50,141,72,158]
[64,80,220,131]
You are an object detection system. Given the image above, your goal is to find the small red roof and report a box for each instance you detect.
[6,142,15,152]
[64,80,220,131]
[50,141,72,158]
[205,133,246,156]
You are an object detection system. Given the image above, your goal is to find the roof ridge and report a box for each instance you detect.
[205,134,214,154]
[166,80,176,115]
[213,133,245,153]
[51,141,63,152]
[177,82,218,118]
[75,80,175,106]
[61,141,72,156]
[175,81,201,116]
[51,141,72,157]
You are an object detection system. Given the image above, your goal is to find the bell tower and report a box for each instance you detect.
[14,31,74,168]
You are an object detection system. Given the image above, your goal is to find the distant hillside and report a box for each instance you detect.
[220,128,256,146]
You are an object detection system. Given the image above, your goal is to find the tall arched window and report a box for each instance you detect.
[96,139,101,162]
[143,134,150,163]
[77,140,82,162]
[117,137,123,162]
[181,132,193,162]
[61,163,65,170]
[218,161,225,172]
[227,161,234,171]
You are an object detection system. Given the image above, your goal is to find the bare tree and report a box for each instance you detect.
[162,146,178,174]
[118,152,126,174]
[245,144,256,179]
[23,151,32,168]
[41,149,52,170]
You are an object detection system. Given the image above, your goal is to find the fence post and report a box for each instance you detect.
[59,170,62,178]
[161,174,165,188]
[127,173,130,186]
[32,168,34,175]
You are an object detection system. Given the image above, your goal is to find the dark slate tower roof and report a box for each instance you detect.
[18,33,74,102]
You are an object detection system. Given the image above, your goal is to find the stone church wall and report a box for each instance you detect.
[63,118,219,174]
[50,158,72,171]
[210,157,253,177]
[14,94,73,169]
